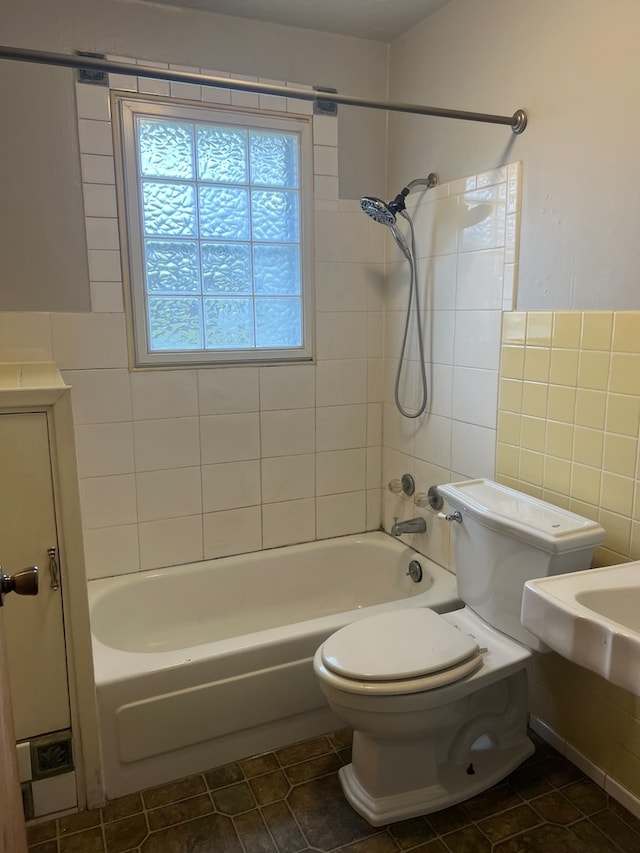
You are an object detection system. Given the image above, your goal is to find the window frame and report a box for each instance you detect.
[112,93,315,368]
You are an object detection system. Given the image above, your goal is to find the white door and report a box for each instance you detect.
[0,412,70,739]
[0,611,28,853]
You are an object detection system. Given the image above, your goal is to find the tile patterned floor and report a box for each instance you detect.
[26,729,640,852]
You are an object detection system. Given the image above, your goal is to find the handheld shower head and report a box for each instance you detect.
[360,196,397,227]
[360,174,437,260]
[360,173,438,225]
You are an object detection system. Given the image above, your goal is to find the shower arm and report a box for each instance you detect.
[389,173,438,213]
[0,46,527,134]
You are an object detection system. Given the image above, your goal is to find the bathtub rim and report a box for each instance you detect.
[88,531,460,686]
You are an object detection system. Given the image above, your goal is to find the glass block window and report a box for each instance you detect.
[114,97,313,366]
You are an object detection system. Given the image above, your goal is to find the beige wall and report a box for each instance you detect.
[0,0,388,311]
[388,0,640,311]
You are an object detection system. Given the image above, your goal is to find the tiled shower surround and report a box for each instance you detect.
[495,309,640,804]
[0,54,523,581]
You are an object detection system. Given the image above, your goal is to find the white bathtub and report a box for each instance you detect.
[88,531,461,799]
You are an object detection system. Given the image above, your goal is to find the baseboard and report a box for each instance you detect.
[529,714,640,820]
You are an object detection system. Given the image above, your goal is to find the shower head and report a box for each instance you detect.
[360,173,438,225]
[360,173,437,260]
[360,196,397,227]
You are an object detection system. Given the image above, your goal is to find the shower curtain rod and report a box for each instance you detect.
[0,45,528,134]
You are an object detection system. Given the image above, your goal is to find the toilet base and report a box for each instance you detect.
[336,668,534,826]
[339,735,534,826]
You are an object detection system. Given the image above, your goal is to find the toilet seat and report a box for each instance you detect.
[317,608,484,696]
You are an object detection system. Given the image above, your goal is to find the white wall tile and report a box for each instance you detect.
[83,524,140,579]
[262,498,316,548]
[316,404,367,451]
[63,368,131,424]
[200,413,260,463]
[314,210,370,263]
[78,119,114,156]
[204,506,262,559]
[198,367,259,414]
[51,313,128,369]
[137,61,171,96]
[316,312,367,360]
[260,408,315,457]
[75,83,111,120]
[202,460,261,512]
[262,454,315,503]
[459,186,506,251]
[80,154,115,185]
[366,489,382,530]
[456,249,505,310]
[315,262,368,312]
[421,254,457,311]
[453,310,502,370]
[0,312,53,362]
[414,414,452,466]
[367,402,382,446]
[136,467,202,522]
[133,417,201,471]
[75,422,134,478]
[139,514,203,570]
[420,309,453,368]
[169,63,201,100]
[85,218,120,251]
[83,183,117,218]
[429,364,453,418]
[200,69,231,104]
[78,474,137,529]
[316,359,367,406]
[130,370,198,420]
[316,491,366,539]
[88,249,122,282]
[451,420,496,480]
[259,364,315,410]
[90,282,124,313]
[452,367,499,429]
[367,446,382,490]
[312,115,338,146]
[313,144,339,176]
[316,449,366,495]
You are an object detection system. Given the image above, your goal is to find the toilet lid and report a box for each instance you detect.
[320,608,479,681]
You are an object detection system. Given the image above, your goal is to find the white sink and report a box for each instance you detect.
[521,561,640,696]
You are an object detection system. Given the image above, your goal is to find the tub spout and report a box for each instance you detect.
[391,517,426,537]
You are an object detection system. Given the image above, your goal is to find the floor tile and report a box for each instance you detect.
[26,728,640,853]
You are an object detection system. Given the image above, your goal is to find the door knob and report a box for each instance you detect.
[0,566,39,606]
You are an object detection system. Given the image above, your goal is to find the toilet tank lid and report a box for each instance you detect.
[438,479,605,554]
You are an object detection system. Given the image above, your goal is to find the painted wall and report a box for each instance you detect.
[388,0,640,311]
[0,0,387,311]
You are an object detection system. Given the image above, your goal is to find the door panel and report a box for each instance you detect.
[0,413,70,740]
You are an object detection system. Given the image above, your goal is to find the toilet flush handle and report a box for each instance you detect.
[437,510,463,524]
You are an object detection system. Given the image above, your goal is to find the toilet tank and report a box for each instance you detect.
[437,479,605,650]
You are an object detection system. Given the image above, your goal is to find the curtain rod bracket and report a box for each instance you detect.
[511,109,527,135]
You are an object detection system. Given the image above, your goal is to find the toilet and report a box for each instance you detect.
[313,479,604,826]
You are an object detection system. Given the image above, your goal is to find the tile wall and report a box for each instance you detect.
[0,58,385,579]
[495,309,640,801]
[381,163,522,570]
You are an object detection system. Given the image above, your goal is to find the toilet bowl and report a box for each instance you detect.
[313,479,605,826]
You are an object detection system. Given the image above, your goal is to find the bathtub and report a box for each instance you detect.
[88,531,461,799]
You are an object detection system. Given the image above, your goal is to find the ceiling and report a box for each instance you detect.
[133,0,453,42]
